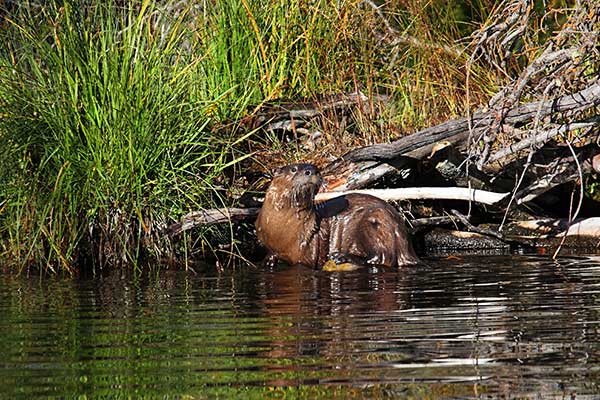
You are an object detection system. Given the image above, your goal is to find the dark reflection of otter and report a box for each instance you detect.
[255,163,418,268]
[256,265,415,363]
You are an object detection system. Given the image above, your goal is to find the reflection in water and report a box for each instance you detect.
[1,256,600,398]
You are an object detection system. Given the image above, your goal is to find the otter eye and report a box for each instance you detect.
[304,170,311,176]
[291,167,297,173]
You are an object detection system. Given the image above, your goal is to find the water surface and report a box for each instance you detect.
[2,255,600,398]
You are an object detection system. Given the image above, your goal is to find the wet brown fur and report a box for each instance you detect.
[255,163,418,267]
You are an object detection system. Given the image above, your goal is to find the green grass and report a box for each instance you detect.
[0,1,240,272]
[0,0,497,273]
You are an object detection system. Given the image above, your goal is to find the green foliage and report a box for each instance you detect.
[585,174,600,202]
[0,1,238,272]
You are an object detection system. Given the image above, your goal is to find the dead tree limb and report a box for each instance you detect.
[322,81,600,189]
[168,186,509,235]
[487,117,600,165]
[168,207,260,236]
[315,187,508,205]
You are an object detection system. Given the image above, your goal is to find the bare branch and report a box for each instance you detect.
[315,187,508,205]
[488,117,600,164]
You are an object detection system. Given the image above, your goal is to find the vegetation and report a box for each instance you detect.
[0,0,498,273]
[6,0,593,273]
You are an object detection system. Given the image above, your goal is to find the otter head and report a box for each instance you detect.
[272,163,322,210]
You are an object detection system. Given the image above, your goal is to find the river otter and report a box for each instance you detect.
[255,163,418,268]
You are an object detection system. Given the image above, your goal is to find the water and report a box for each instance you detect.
[2,255,600,398]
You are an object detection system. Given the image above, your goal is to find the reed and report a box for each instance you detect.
[0,0,496,273]
[0,1,233,272]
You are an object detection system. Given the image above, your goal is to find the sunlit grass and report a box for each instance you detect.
[0,1,242,272]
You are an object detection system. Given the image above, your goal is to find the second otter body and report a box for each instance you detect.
[255,163,418,268]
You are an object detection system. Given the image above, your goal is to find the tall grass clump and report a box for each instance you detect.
[0,0,247,273]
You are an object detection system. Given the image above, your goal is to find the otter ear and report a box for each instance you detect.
[272,167,283,176]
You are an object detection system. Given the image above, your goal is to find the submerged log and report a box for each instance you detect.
[424,229,510,254]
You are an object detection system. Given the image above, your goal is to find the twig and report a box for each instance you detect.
[552,135,585,259]
[450,209,506,241]
[499,144,534,231]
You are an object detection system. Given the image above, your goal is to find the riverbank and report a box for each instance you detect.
[1,1,598,274]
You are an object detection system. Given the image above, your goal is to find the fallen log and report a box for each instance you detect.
[168,186,509,235]
[168,207,260,236]
[315,187,508,205]
[321,81,600,189]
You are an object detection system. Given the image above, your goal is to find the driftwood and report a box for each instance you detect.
[315,187,508,205]
[321,81,600,190]
[168,207,260,236]
[169,186,508,235]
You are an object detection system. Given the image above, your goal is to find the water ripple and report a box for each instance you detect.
[2,255,600,397]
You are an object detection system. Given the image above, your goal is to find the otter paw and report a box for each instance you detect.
[265,254,279,268]
[322,259,361,272]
